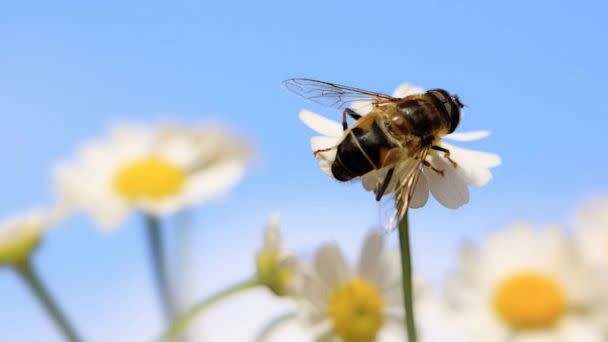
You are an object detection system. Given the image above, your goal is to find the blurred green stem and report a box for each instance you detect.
[398,213,417,342]
[145,214,174,321]
[162,277,260,341]
[254,312,297,342]
[174,211,195,342]
[16,261,82,342]
[175,211,194,314]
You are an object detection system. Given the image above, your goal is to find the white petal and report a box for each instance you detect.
[444,131,491,141]
[310,136,339,152]
[382,287,404,310]
[379,250,403,293]
[317,161,335,178]
[314,244,350,289]
[310,136,339,167]
[445,153,492,186]
[277,255,302,296]
[310,136,339,178]
[351,100,374,116]
[54,162,129,230]
[379,315,410,342]
[361,171,381,191]
[179,159,247,207]
[512,333,557,342]
[313,326,336,342]
[299,272,328,312]
[299,110,342,138]
[440,143,501,186]
[557,316,606,342]
[136,159,247,215]
[393,84,425,98]
[357,230,385,288]
[361,168,391,192]
[409,172,430,208]
[442,143,501,168]
[424,154,469,209]
[158,135,200,168]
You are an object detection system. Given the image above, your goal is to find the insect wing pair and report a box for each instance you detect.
[284,78,431,230]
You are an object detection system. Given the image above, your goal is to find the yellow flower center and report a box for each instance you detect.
[0,224,42,266]
[113,157,186,201]
[327,278,384,342]
[493,272,567,330]
[256,251,292,296]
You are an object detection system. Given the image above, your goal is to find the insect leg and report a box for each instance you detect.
[341,108,362,130]
[345,108,362,120]
[313,147,335,157]
[432,145,458,168]
[423,159,445,176]
[375,167,395,201]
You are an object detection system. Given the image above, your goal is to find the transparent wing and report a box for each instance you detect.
[380,149,429,231]
[283,78,398,109]
[362,147,406,200]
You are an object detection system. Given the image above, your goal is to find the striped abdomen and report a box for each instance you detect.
[331,120,395,181]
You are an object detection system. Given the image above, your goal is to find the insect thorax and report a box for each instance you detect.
[384,98,451,142]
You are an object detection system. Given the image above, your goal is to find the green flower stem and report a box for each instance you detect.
[174,211,194,314]
[162,277,260,341]
[398,213,417,342]
[254,312,297,342]
[16,261,82,342]
[145,215,174,321]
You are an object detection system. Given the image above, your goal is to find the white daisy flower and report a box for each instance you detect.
[296,230,409,342]
[573,197,608,331]
[54,122,251,230]
[445,222,606,342]
[0,207,65,266]
[299,83,500,210]
[573,197,608,275]
[256,213,301,297]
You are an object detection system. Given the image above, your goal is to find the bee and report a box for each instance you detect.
[284,78,464,221]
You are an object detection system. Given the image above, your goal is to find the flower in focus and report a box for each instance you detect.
[299,83,500,209]
[445,222,606,341]
[54,122,251,229]
[256,213,300,297]
[0,208,64,266]
[296,230,407,342]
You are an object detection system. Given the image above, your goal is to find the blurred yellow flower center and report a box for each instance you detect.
[113,157,186,201]
[256,250,292,296]
[328,278,384,342]
[493,272,567,330]
[0,224,42,266]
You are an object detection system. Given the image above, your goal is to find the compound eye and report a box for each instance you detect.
[449,109,461,133]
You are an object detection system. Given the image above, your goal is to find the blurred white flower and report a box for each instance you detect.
[295,230,408,342]
[55,122,251,230]
[573,197,608,331]
[574,197,608,274]
[256,213,300,297]
[0,207,65,266]
[445,222,606,342]
[299,83,500,210]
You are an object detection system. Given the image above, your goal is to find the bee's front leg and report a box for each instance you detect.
[432,145,458,168]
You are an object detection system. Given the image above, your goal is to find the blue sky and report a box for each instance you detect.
[1,1,607,340]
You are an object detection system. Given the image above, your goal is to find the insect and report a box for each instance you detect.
[284,78,464,222]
